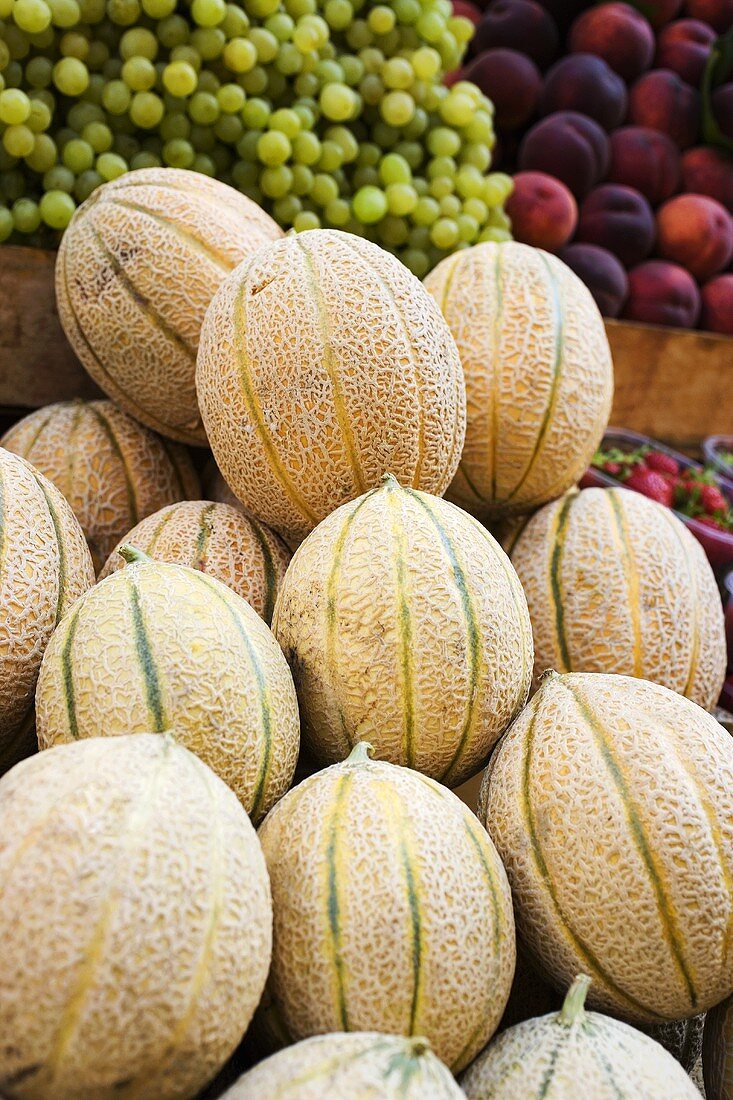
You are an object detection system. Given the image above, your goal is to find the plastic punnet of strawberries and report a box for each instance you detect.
[593,445,733,531]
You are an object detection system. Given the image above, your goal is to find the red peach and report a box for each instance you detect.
[638,0,683,27]
[505,170,578,251]
[655,19,716,86]
[559,243,630,317]
[656,193,733,280]
[568,2,655,81]
[608,126,681,205]
[684,0,733,32]
[622,260,701,327]
[681,146,733,213]
[452,0,482,22]
[469,0,560,68]
[518,110,610,198]
[540,54,628,131]
[713,83,733,142]
[577,184,656,267]
[628,69,701,150]
[701,275,733,334]
[463,49,542,130]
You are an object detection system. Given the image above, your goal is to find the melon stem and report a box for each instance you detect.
[346,741,374,764]
[559,974,591,1026]
[381,472,399,488]
[118,543,152,566]
[408,1037,430,1057]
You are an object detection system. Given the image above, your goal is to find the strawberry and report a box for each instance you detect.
[602,461,622,476]
[625,468,674,507]
[699,484,729,515]
[645,451,679,476]
[696,515,727,531]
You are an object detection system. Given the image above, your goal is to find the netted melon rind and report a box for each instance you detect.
[0,734,272,1099]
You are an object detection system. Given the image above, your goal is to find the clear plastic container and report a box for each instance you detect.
[702,435,733,494]
[579,427,733,571]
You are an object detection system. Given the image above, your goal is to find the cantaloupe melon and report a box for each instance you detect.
[507,486,726,708]
[1,399,200,571]
[272,474,532,785]
[479,671,733,1023]
[0,447,95,773]
[35,547,299,822]
[223,1033,464,1099]
[257,741,515,1072]
[56,167,283,445]
[99,501,291,624]
[461,975,701,1099]
[204,462,246,512]
[424,241,613,520]
[703,993,733,1099]
[196,229,466,544]
[0,734,272,1099]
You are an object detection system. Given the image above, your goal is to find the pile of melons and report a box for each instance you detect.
[1,167,732,1100]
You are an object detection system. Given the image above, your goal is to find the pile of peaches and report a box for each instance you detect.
[454,0,733,333]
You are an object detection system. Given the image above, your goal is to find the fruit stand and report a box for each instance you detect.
[2,0,733,1098]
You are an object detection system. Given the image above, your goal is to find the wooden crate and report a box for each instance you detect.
[0,244,731,447]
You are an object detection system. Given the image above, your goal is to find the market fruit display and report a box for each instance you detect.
[703,992,733,1098]
[272,474,532,783]
[462,0,733,331]
[0,398,200,569]
[461,974,701,1099]
[55,169,283,443]
[257,742,515,1072]
[480,671,733,1022]
[0,446,94,774]
[506,486,726,707]
[35,547,300,822]
[99,500,291,623]
[0,0,512,271]
[224,1033,464,1098]
[197,229,466,543]
[0,734,272,1099]
[424,240,614,519]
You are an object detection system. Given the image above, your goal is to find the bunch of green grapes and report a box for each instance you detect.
[0,0,512,273]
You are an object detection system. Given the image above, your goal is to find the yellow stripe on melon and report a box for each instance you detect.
[0,447,94,773]
[35,548,299,822]
[99,500,291,624]
[508,487,726,709]
[0,734,272,1100]
[55,168,283,445]
[257,742,515,1072]
[196,229,466,544]
[272,475,532,785]
[223,1032,464,1099]
[461,975,701,1100]
[424,241,613,520]
[479,672,733,1023]
[1,399,200,572]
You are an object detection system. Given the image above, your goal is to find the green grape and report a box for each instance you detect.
[379,214,408,245]
[191,0,225,27]
[352,183,385,223]
[213,112,241,143]
[190,123,215,150]
[249,27,278,63]
[487,205,510,230]
[14,0,52,33]
[221,2,248,35]
[3,123,34,156]
[217,83,245,113]
[141,0,174,15]
[275,42,302,75]
[293,70,318,97]
[39,187,75,226]
[231,158,258,188]
[412,194,439,225]
[106,0,139,24]
[380,89,413,126]
[191,151,215,174]
[402,107,427,138]
[292,21,317,51]
[324,0,351,30]
[191,27,225,60]
[291,161,312,194]
[83,73,105,104]
[392,140,422,169]
[268,107,300,137]
[257,128,290,165]
[130,148,159,168]
[439,193,460,217]
[379,151,411,185]
[248,0,280,16]
[317,138,341,171]
[345,17,370,48]
[62,136,94,170]
[236,129,261,160]
[407,225,429,249]
[429,216,458,249]
[462,196,487,222]
[463,111,493,146]
[440,91,474,128]
[121,56,156,90]
[323,196,348,224]
[427,126,459,158]
[382,57,412,90]
[411,45,440,81]
[266,12,294,39]
[169,46,201,71]
[401,247,428,276]
[456,212,478,242]
[0,88,31,124]
[157,14,189,48]
[293,208,319,231]
[483,171,512,206]
[188,90,219,124]
[102,79,130,113]
[241,97,270,130]
[43,163,74,191]
[292,129,319,165]
[367,4,394,33]
[129,90,164,127]
[376,27,399,55]
[460,142,490,172]
[415,10,444,42]
[314,58,343,84]
[162,137,194,166]
[159,111,190,141]
[273,193,301,223]
[60,31,90,59]
[78,0,104,18]
[455,163,483,200]
[74,166,102,198]
[4,30,29,64]
[96,149,126,178]
[359,72,382,106]
[47,0,80,25]
[479,226,510,243]
[0,205,13,240]
[53,57,88,94]
[310,171,337,205]
[119,26,156,59]
[12,195,41,231]
[260,163,292,197]
[293,101,315,130]
[239,65,267,92]
[319,82,356,122]
[428,175,453,199]
[196,70,220,94]
[26,131,56,169]
[385,181,416,215]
